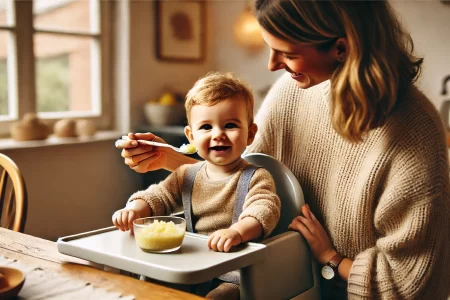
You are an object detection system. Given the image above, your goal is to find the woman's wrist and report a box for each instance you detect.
[337,257,352,281]
[321,250,350,281]
[320,248,338,265]
[165,153,200,172]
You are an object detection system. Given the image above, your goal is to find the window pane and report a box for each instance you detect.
[34,33,93,113]
[0,0,13,26]
[34,0,92,32]
[0,30,8,116]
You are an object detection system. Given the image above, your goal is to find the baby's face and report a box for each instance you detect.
[185,96,255,167]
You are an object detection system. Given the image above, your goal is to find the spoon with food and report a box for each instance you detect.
[120,136,197,155]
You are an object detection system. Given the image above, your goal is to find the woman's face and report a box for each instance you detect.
[261,28,339,89]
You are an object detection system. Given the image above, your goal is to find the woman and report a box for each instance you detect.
[116,1,450,299]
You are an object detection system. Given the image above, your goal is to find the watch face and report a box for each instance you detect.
[321,265,335,280]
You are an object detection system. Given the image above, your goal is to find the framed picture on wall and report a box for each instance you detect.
[155,0,206,62]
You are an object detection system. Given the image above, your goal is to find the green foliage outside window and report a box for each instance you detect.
[0,55,69,115]
[36,54,69,112]
[0,59,7,115]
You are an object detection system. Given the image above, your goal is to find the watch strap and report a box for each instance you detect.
[328,253,345,270]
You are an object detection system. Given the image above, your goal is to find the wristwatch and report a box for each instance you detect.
[321,253,344,280]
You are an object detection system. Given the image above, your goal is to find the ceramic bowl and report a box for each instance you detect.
[143,103,186,126]
[133,216,186,253]
[0,267,26,298]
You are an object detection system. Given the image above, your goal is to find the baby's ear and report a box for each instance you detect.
[247,123,258,145]
[184,125,194,143]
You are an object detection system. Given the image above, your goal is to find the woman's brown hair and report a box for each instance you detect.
[255,0,423,142]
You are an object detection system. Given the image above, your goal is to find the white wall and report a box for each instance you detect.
[390,1,450,112]
[209,2,282,113]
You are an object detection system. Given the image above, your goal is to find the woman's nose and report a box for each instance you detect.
[268,50,285,72]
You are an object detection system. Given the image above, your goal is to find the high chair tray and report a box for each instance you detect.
[57,226,267,284]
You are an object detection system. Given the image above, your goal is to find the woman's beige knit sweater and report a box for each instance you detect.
[128,160,281,237]
[247,74,450,299]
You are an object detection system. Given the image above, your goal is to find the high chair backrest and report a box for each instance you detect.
[241,153,320,300]
[0,153,28,232]
[243,153,304,236]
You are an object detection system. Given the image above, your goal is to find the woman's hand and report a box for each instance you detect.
[288,204,336,264]
[207,228,243,252]
[115,132,173,173]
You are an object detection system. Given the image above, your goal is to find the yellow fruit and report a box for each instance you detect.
[159,92,177,106]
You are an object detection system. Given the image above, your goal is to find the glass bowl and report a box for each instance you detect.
[133,216,186,253]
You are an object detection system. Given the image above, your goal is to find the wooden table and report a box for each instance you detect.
[0,228,203,300]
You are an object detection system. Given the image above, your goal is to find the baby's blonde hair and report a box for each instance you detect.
[185,72,254,125]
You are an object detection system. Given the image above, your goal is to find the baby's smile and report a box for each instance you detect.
[209,146,231,152]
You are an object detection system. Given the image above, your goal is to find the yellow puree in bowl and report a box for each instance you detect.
[135,220,185,251]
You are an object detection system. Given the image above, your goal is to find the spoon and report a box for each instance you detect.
[120,136,197,155]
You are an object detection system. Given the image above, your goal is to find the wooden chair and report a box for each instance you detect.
[0,153,27,232]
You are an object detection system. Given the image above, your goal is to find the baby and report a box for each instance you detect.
[112,72,280,299]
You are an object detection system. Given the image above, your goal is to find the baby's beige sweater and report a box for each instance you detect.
[129,160,280,237]
[247,74,450,299]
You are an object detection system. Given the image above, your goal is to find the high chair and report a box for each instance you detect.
[240,153,320,300]
[57,153,320,300]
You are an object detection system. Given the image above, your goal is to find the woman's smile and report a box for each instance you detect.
[261,28,338,89]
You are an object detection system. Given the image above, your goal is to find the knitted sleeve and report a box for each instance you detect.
[127,164,190,216]
[347,110,450,299]
[239,168,281,237]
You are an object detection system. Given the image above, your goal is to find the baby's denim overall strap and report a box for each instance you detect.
[217,164,260,285]
[232,164,260,224]
[181,161,205,233]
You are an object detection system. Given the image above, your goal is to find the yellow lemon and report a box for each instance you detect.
[159,92,177,106]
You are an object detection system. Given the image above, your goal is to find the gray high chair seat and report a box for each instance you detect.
[241,153,320,300]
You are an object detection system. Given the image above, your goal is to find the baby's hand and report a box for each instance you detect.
[112,208,142,235]
[207,228,242,252]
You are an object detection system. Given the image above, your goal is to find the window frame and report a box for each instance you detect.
[0,0,113,137]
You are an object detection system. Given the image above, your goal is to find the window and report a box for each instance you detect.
[0,58,8,115]
[0,0,112,136]
[0,0,16,121]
